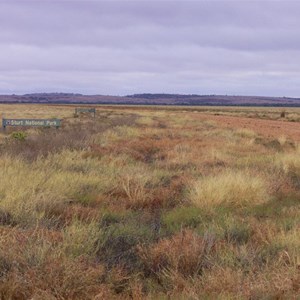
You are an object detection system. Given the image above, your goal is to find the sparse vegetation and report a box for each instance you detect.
[0,104,299,299]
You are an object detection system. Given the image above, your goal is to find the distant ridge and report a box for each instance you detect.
[1,93,300,107]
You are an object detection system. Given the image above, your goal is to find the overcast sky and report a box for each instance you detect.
[1,1,300,96]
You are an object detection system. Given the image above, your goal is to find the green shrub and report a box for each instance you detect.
[11,131,27,141]
[224,222,252,244]
[162,206,204,233]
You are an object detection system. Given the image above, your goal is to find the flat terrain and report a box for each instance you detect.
[0,104,299,299]
[197,114,300,140]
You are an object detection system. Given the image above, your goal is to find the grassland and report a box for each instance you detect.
[0,104,299,299]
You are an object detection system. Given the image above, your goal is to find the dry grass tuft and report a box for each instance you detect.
[235,128,257,138]
[189,170,270,209]
[277,146,300,176]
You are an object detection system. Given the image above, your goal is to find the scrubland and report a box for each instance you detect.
[0,104,299,299]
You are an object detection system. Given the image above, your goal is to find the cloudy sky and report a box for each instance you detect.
[1,1,300,96]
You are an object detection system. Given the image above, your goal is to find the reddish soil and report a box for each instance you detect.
[197,114,300,141]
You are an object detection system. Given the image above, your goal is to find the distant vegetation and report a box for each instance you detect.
[1,92,300,106]
[0,105,299,298]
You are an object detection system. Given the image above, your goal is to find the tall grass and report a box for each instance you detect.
[0,151,130,225]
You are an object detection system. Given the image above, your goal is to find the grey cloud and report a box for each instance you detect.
[0,1,300,96]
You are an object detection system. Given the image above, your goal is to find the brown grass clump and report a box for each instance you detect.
[0,228,107,299]
[138,230,215,278]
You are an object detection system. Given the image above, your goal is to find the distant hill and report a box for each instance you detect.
[1,93,300,107]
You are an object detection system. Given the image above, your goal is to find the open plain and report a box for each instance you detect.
[0,104,299,299]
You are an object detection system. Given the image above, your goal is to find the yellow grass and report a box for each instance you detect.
[189,170,270,209]
[277,146,300,175]
[235,128,257,138]
[0,104,74,119]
